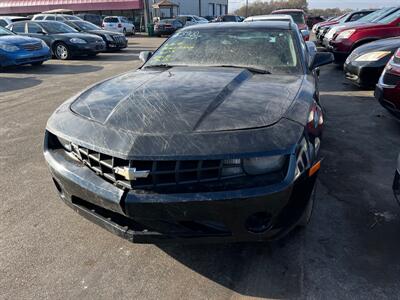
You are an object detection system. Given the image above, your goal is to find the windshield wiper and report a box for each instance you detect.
[206,65,272,74]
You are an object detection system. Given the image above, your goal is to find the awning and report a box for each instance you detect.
[152,0,179,9]
[0,0,142,15]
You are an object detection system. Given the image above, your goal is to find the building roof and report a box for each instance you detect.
[0,0,141,15]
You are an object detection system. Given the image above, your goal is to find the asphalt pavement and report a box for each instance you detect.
[1,37,400,299]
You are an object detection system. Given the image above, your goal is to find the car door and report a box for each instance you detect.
[27,23,52,46]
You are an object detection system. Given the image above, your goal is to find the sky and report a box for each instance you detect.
[229,0,400,12]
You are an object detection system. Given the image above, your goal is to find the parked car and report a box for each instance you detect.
[320,9,376,47]
[64,20,127,50]
[75,13,103,26]
[272,9,309,40]
[0,16,30,28]
[0,26,51,68]
[102,16,135,35]
[314,14,348,39]
[375,48,400,119]
[307,16,325,29]
[154,19,183,36]
[43,22,333,243]
[32,14,82,22]
[244,14,294,23]
[394,154,400,205]
[344,37,400,87]
[214,15,241,22]
[176,15,209,27]
[322,7,399,48]
[329,9,400,62]
[7,21,106,60]
[312,14,344,33]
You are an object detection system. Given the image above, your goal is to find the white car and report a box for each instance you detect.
[0,16,30,27]
[32,14,82,22]
[177,15,209,27]
[244,14,294,23]
[102,16,135,35]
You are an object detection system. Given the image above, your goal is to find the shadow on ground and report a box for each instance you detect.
[1,64,103,75]
[0,77,42,92]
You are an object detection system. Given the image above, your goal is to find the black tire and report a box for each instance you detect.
[54,42,71,60]
[298,183,317,227]
[31,61,44,66]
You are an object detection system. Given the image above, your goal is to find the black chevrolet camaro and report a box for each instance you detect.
[44,22,333,243]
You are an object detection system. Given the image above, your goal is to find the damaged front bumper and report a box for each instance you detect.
[44,133,318,244]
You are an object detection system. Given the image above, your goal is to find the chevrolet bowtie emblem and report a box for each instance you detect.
[113,167,150,180]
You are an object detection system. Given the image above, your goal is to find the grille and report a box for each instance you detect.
[383,72,399,86]
[71,144,244,191]
[112,35,126,44]
[21,42,42,51]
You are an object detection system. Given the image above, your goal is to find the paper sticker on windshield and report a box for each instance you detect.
[176,30,201,40]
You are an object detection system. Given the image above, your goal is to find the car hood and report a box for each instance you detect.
[0,35,41,45]
[70,67,303,134]
[352,37,400,55]
[86,29,122,36]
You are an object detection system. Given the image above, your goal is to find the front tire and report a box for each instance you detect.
[54,42,71,60]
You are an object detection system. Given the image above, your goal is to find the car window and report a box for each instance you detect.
[56,16,64,21]
[145,28,301,74]
[0,26,14,35]
[104,17,118,23]
[0,19,7,27]
[377,9,400,24]
[46,15,56,21]
[28,23,43,34]
[34,16,44,20]
[41,22,77,33]
[187,17,193,21]
[12,22,26,33]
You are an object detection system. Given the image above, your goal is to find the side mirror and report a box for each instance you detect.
[139,51,153,63]
[311,52,334,69]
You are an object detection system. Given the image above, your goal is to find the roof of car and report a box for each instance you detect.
[272,9,305,13]
[182,21,292,30]
[244,14,294,22]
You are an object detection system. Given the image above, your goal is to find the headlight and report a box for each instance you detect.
[104,34,114,41]
[355,51,392,62]
[242,155,286,175]
[0,44,19,52]
[40,40,48,48]
[336,29,355,40]
[69,38,87,44]
[57,136,72,151]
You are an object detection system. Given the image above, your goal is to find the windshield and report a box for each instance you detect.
[41,22,77,33]
[357,8,391,23]
[375,8,400,24]
[145,28,301,74]
[64,15,81,20]
[72,21,101,30]
[104,17,118,23]
[0,26,14,36]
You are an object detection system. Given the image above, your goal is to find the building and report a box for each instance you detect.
[0,0,229,29]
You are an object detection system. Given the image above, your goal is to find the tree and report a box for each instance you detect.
[235,0,308,17]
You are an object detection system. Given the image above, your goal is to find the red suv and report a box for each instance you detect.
[329,8,400,62]
[375,48,400,119]
[272,9,309,40]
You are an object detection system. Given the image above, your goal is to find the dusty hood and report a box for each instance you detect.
[71,67,303,133]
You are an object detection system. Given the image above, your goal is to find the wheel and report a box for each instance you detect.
[54,42,71,60]
[298,183,317,227]
[31,61,44,66]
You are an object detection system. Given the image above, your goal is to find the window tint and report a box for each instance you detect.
[104,17,118,23]
[56,16,64,21]
[35,16,44,20]
[46,15,56,21]
[28,23,43,33]
[0,19,7,27]
[12,22,25,33]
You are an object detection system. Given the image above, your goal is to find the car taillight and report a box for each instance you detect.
[118,23,122,28]
[307,103,323,137]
